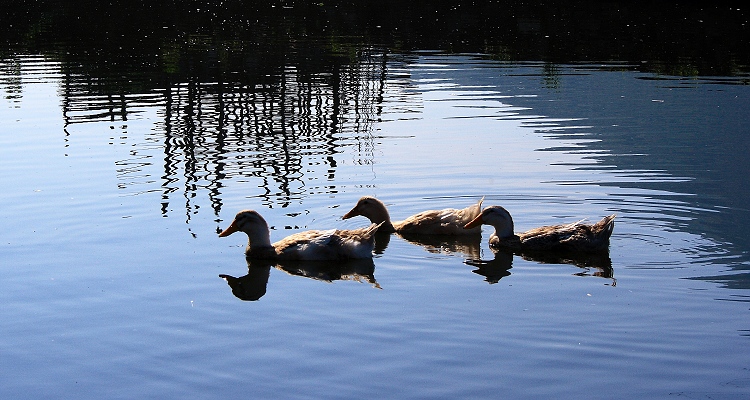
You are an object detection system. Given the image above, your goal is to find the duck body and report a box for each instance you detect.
[342,196,484,235]
[464,205,615,252]
[219,210,381,260]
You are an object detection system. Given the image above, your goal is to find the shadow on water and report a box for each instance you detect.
[372,232,392,256]
[465,251,514,284]
[220,237,613,300]
[465,249,615,286]
[219,257,379,301]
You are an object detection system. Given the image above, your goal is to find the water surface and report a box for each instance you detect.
[2,48,750,399]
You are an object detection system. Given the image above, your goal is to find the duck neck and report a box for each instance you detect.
[379,220,397,233]
[494,220,515,239]
[245,228,273,253]
[368,203,395,232]
[490,232,521,249]
[246,245,277,259]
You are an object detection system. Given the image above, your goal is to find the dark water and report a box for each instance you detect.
[2,3,750,399]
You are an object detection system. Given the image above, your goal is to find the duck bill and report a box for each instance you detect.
[341,207,359,220]
[463,214,484,229]
[219,220,239,237]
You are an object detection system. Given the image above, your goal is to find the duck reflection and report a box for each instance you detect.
[397,232,482,259]
[373,231,392,255]
[464,249,615,285]
[219,261,273,301]
[464,251,513,284]
[519,249,615,285]
[220,257,380,301]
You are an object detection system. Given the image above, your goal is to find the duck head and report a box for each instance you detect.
[342,196,391,225]
[219,210,273,247]
[464,205,515,238]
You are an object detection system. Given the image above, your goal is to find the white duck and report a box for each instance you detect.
[219,210,381,260]
[342,196,484,235]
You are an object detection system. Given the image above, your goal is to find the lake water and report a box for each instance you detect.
[2,47,750,398]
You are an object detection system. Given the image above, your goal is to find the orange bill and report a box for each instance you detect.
[342,207,359,220]
[463,214,483,229]
[219,220,239,237]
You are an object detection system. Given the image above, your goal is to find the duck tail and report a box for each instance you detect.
[466,196,485,219]
[364,221,384,238]
[594,214,616,239]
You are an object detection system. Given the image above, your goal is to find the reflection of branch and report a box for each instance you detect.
[161,71,335,213]
[0,56,24,104]
[55,49,390,225]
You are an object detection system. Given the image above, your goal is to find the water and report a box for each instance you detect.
[2,48,750,399]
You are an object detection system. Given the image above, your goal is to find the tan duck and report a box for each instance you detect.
[219,210,381,260]
[342,196,484,235]
[464,205,615,252]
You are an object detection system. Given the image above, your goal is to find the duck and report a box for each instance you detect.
[219,210,382,260]
[464,205,615,252]
[342,196,484,235]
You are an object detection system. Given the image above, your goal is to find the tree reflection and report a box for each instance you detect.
[0,56,23,105]
[54,41,389,221]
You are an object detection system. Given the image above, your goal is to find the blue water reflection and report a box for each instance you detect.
[2,51,750,399]
[4,51,747,284]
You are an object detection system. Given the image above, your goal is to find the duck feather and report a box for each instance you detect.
[220,210,381,260]
[465,205,615,252]
[343,196,484,235]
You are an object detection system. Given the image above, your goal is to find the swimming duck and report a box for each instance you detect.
[464,205,615,252]
[219,210,381,260]
[342,196,484,235]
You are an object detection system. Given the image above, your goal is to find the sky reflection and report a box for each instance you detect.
[3,16,750,400]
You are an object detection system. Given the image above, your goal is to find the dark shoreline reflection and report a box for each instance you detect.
[4,2,749,76]
[465,249,615,286]
[220,257,379,301]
